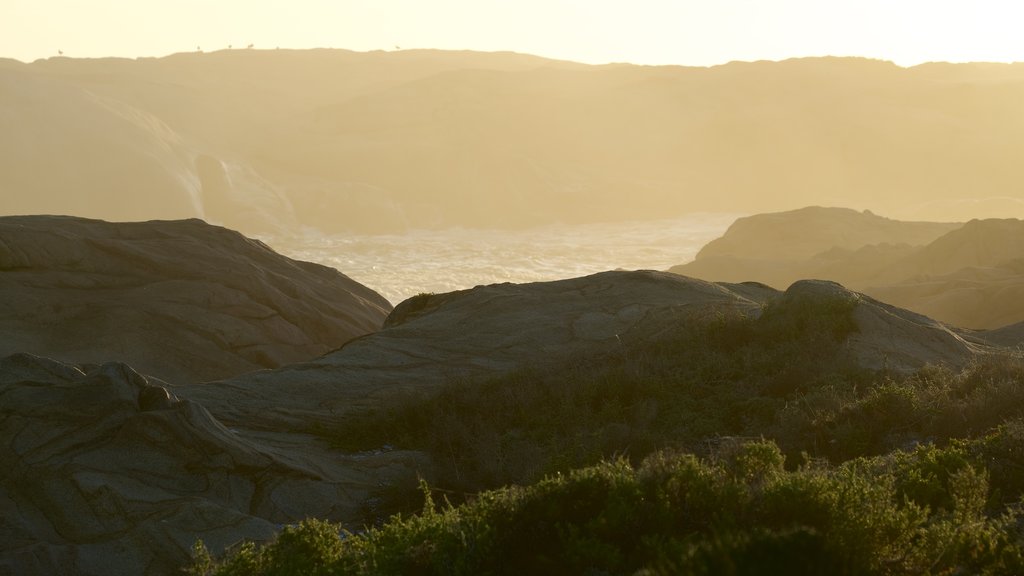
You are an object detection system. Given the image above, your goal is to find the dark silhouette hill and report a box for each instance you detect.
[4,51,1024,233]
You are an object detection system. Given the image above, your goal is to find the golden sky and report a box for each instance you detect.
[3,0,1024,66]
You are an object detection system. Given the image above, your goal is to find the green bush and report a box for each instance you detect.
[194,440,1024,576]
[191,520,343,576]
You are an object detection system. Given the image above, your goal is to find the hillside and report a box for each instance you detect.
[672,209,1024,329]
[4,51,1024,234]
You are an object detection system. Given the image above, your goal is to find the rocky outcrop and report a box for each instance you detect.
[176,271,987,435]
[0,353,425,576]
[177,271,766,430]
[0,268,1000,575]
[0,216,391,382]
[783,280,985,371]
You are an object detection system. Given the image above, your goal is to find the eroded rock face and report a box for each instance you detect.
[0,215,392,382]
[0,353,424,576]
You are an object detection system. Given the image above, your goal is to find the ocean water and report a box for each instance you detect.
[265,213,740,306]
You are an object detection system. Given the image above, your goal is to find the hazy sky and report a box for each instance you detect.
[4,0,1023,66]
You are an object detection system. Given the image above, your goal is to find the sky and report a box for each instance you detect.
[3,0,1024,67]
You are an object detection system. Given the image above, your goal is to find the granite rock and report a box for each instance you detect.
[0,215,392,383]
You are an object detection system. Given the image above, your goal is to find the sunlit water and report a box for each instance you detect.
[264,213,740,306]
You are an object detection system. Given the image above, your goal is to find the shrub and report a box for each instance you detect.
[194,441,1024,576]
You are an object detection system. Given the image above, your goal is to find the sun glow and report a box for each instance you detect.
[3,0,1023,66]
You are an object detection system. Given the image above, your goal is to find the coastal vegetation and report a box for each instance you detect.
[192,431,1024,575]
[194,289,1024,574]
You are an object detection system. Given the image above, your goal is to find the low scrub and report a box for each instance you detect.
[221,290,1024,574]
[326,291,864,497]
[192,438,1024,575]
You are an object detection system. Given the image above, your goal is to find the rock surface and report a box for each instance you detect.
[177,271,765,431]
[0,215,391,383]
[784,280,986,371]
[0,353,425,576]
[176,271,989,436]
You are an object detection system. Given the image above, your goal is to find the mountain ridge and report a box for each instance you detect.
[5,50,1024,234]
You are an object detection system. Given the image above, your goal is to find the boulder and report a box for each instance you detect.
[0,216,391,382]
[783,280,985,371]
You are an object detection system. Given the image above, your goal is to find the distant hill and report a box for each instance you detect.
[866,219,1024,328]
[899,218,1024,277]
[694,206,959,261]
[3,50,1024,233]
[672,208,1024,329]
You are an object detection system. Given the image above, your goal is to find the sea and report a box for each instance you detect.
[264,213,741,306]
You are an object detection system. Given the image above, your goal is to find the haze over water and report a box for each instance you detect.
[268,214,739,305]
